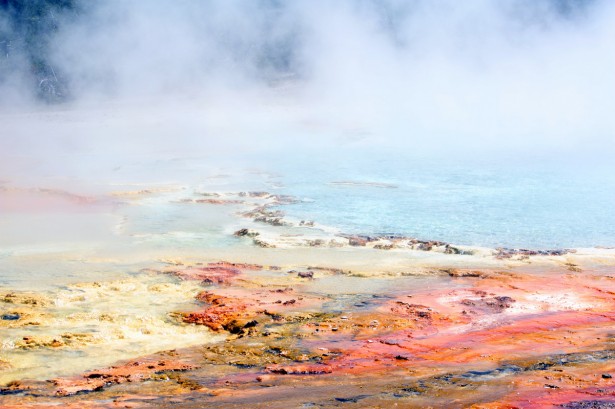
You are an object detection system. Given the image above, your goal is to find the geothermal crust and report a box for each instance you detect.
[1,187,614,408]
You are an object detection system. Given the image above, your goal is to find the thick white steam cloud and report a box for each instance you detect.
[1,0,614,181]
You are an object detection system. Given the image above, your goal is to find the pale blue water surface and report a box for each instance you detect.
[258,149,615,249]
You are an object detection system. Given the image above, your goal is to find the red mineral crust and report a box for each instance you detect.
[173,266,241,285]
[309,269,615,374]
[171,261,264,284]
[51,357,197,396]
[182,291,251,331]
[266,364,334,374]
[182,285,323,333]
[2,262,615,408]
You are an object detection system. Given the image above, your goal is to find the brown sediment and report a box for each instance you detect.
[1,290,52,329]
[1,291,51,307]
[15,333,97,349]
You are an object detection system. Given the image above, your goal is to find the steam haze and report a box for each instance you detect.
[1,0,614,185]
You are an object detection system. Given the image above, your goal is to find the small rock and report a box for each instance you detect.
[298,271,314,279]
[243,320,258,329]
[335,395,370,403]
[347,236,368,246]
[253,238,275,248]
[444,245,461,254]
[373,244,394,250]
[234,228,259,238]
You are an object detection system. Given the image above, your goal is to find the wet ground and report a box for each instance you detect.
[1,258,614,408]
[1,184,614,408]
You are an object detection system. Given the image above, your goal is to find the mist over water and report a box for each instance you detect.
[1,0,614,248]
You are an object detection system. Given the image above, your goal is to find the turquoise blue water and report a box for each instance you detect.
[5,137,613,251]
[263,151,615,249]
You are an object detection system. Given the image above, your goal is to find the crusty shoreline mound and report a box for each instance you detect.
[2,256,614,408]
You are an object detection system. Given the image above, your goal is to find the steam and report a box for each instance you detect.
[0,0,614,176]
